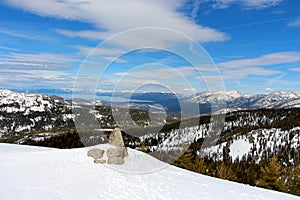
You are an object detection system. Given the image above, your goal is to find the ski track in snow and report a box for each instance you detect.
[0,144,299,200]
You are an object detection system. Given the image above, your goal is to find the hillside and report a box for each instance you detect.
[0,143,299,200]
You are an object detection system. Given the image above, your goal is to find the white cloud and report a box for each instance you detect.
[215,51,300,80]
[9,52,80,64]
[184,87,197,92]
[104,56,127,63]
[0,27,52,41]
[5,0,227,47]
[265,87,273,91]
[208,0,284,9]
[0,52,81,70]
[0,52,81,88]
[218,52,300,69]
[114,66,200,80]
[190,0,201,20]
[289,67,300,72]
[76,46,124,56]
[212,0,238,9]
[242,0,283,9]
[0,45,19,51]
[55,29,102,39]
[0,69,74,89]
[288,17,300,27]
[221,67,281,80]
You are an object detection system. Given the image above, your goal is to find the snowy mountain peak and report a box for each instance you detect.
[190,90,243,104]
[184,90,300,111]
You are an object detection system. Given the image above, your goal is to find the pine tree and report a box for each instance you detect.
[192,155,206,174]
[288,164,300,196]
[216,162,237,181]
[139,140,148,153]
[174,152,206,174]
[257,156,287,192]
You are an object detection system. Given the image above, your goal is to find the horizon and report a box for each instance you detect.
[1,87,300,101]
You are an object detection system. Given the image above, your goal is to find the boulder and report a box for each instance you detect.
[108,157,125,165]
[107,147,125,158]
[108,128,128,156]
[87,148,104,159]
[94,159,106,164]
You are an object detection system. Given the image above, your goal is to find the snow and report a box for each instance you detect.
[62,114,75,120]
[0,143,55,153]
[0,90,54,114]
[229,139,252,159]
[0,143,299,200]
[213,107,244,114]
[202,138,252,161]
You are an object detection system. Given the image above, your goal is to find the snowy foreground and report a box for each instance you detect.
[0,143,299,200]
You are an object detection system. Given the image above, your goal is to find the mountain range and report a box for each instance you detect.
[1,89,300,137]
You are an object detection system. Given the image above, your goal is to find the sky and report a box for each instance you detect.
[0,0,300,97]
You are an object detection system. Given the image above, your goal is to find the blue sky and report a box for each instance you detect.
[0,0,300,97]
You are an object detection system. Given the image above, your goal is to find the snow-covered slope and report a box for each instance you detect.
[0,89,67,113]
[0,89,74,134]
[0,143,299,200]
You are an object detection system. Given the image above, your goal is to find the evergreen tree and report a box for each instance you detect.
[288,164,300,196]
[216,162,237,181]
[192,155,207,174]
[139,140,149,153]
[174,152,206,174]
[257,156,287,192]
